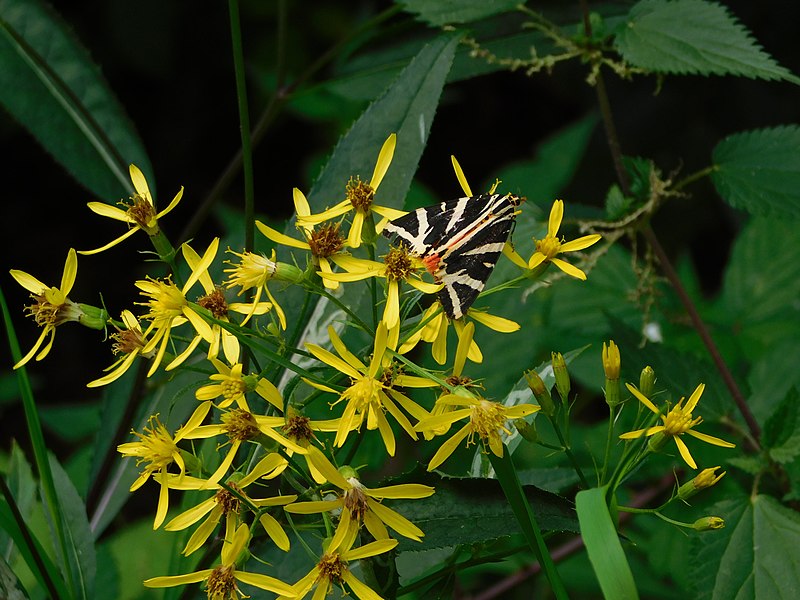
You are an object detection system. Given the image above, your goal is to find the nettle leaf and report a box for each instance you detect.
[690,495,800,599]
[399,0,520,26]
[762,387,800,464]
[711,126,800,218]
[614,0,799,82]
[391,473,577,553]
[0,0,151,198]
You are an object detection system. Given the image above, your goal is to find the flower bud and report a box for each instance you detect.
[602,341,620,380]
[551,352,570,403]
[677,467,725,501]
[692,516,725,531]
[515,418,538,443]
[639,366,656,398]
[524,369,555,416]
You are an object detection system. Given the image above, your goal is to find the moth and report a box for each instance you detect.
[382,193,521,319]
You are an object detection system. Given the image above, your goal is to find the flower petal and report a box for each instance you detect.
[370,133,396,191]
[451,155,473,197]
[60,249,78,296]
[686,429,736,448]
[256,221,310,250]
[551,257,587,280]
[547,199,564,238]
[560,233,602,253]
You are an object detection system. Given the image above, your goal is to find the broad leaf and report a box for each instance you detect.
[614,0,799,83]
[400,0,521,26]
[711,126,800,218]
[762,387,800,464]
[690,495,800,599]
[0,0,151,199]
[391,472,577,553]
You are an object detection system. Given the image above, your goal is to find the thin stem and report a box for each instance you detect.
[228,0,255,253]
[547,415,590,488]
[673,165,716,192]
[600,404,616,485]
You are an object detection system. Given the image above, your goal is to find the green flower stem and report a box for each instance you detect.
[149,230,182,286]
[228,0,255,252]
[672,165,716,192]
[366,242,379,330]
[547,414,589,489]
[600,404,617,485]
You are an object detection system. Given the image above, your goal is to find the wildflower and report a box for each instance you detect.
[144,522,294,597]
[195,358,283,410]
[287,521,398,600]
[181,398,306,487]
[305,322,430,456]
[257,188,353,290]
[400,300,519,365]
[223,248,295,329]
[524,369,555,416]
[164,453,296,555]
[639,365,656,398]
[182,242,272,363]
[79,164,183,255]
[692,516,725,531]
[280,407,344,484]
[135,238,219,376]
[509,199,601,280]
[10,248,94,368]
[117,402,211,528]
[321,248,441,329]
[551,351,571,402]
[285,447,433,541]
[297,133,406,248]
[619,383,736,469]
[87,310,154,387]
[416,390,540,471]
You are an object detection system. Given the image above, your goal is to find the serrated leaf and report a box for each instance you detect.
[390,472,577,553]
[576,486,639,600]
[711,126,800,218]
[48,455,95,600]
[0,0,151,198]
[720,217,800,364]
[726,455,764,476]
[614,0,799,83]
[690,495,800,599]
[747,340,800,424]
[399,0,520,26]
[762,388,800,464]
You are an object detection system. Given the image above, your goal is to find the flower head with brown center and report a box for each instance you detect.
[10,248,88,368]
[620,383,736,469]
[88,310,157,387]
[222,247,290,329]
[79,164,184,255]
[196,358,283,411]
[144,522,294,598]
[295,134,407,249]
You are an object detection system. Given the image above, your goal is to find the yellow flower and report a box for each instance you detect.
[117,402,211,529]
[257,188,353,290]
[182,242,273,364]
[285,521,398,600]
[512,199,601,280]
[164,453,296,555]
[144,522,294,598]
[10,248,87,368]
[79,164,183,255]
[400,300,519,365]
[321,248,441,330]
[222,248,288,329]
[195,358,283,410]
[87,310,153,387]
[181,398,306,487]
[296,133,406,248]
[135,238,219,376]
[602,340,621,380]
[305,323,431,456]
[415,392,540,471]
[285,447,433,542]
[619,383,736,469]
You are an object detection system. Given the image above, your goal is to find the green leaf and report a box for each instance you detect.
[690,495,800,599]
[391,472,577,554]
[711,126,800,218]
[0,0,151,198]
[614,0,799,83]
[747,340,800,424]
[762,388,800,464]
[576,486,639,600]
[47,455,95,600]
[720,217,800,364]
[399,0,521,26]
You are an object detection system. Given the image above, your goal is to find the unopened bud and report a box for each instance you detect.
[693,516,725,531]
[605,378,621,408]
[602,340,620,380]
[551,352,570,403]
[525,369,554,415]
[677,467,725,501]
[515,418,538,443]
[639,366,656,398]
